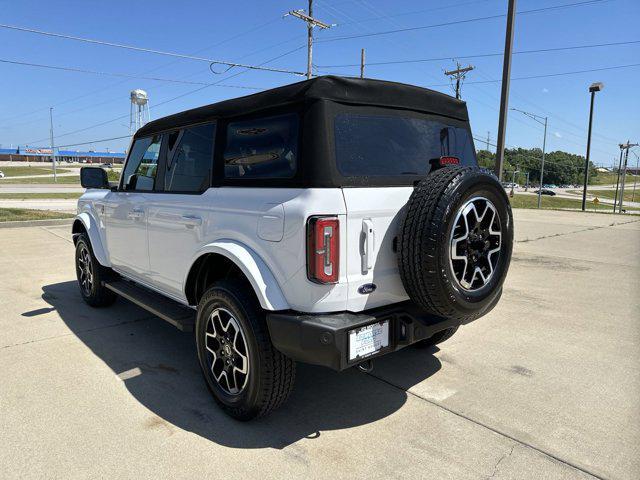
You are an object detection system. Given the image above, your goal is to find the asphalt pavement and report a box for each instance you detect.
[1,210,638,479]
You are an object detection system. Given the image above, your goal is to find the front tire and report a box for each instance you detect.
[195,279,295,421]
[75,233,117,307]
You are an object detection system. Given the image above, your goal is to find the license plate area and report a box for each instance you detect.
[348,320,390,362]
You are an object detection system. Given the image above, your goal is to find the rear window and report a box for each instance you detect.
[334,113,476,177]
[223,113,298,179]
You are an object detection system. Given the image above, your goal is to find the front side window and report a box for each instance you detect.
[223,113,298,179]
[334,114,476,177]
[164,123,215,192]
[122,135,162,191]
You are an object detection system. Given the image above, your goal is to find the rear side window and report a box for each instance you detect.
[223,113,298,179]
[334,114,476,177]
[122,134,162,191]
[164,123,215,192]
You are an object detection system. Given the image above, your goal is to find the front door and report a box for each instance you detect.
[105,134,162,282]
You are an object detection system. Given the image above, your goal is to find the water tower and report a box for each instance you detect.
[129,89,150,134]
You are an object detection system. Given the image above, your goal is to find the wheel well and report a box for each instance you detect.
[185,253,251,306]
[72,219,87,245]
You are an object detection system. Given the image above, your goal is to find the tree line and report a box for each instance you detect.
[476,148,598,185]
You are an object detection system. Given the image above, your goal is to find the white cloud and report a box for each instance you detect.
[554,132,562,138]
[542,88,549,93]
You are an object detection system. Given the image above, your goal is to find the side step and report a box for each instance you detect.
[104,280,195,332]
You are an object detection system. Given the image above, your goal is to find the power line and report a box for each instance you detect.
[425,62,640,87]
[334,0,497,26]
[0,22,306,76]
[0,17,288,125]
[315,0,608,43]
[0,58,266,87]
[316,39,640,68]
[56,135,131,149]
[22,45,305,146]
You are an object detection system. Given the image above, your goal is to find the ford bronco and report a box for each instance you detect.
[73,76,513,420]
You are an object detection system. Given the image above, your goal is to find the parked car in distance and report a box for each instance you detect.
[535,188,556,196]
[103,163,113,168]
[73,76,514,420]
[0,170,4,178]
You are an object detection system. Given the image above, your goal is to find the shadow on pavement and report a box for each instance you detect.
[40,281,442,449]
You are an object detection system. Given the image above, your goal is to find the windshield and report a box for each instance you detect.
[334,113,476,177]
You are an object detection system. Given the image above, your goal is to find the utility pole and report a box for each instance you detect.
[444,62,474,100]
[360,48,365,79]
[486,131,491,151]
[49,107,57,183]
[494,0,517,181]
[581,82,604,211]
[632,152,638,203]
[613,145,624,213]
[618,141,638,213]
[511,108,547,208]
[286,1,332,79]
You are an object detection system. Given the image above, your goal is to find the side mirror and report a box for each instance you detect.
[80,167,109,189]
[125,174,138,191]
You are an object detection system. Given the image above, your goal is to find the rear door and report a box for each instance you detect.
[334,109,477,311]
[146,122,216,300]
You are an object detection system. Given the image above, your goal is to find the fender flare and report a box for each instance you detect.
[73,212,110,267]
[187,240,289,311]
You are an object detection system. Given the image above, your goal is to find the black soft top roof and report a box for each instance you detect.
[136,76,468,137]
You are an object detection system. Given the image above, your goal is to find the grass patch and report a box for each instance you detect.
[0,166,70,177]
[510,194,637,212]
[581,189,638,203]
[0,207,74,222]
[590,172,638,185]
[0,192,82,200]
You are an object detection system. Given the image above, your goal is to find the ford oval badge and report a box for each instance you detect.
[358,283,377,295]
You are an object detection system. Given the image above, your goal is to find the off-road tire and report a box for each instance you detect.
[75,233,117,307]
[195,279,296,421]
[414,326,459,348]
[398,166,513,322]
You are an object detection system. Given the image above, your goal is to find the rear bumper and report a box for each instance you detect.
[266,301,468,371]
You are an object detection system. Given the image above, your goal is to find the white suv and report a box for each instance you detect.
[73,76,513,420]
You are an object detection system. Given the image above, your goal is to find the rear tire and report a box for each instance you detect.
[195,279,295,421]
[75,233,117,307]
[414,326,459,348]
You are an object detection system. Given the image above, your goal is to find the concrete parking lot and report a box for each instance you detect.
[1,210,638,479]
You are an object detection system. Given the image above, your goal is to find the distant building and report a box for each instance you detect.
[0,147,125,164]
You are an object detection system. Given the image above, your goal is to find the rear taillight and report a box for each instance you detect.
[307,216,339,284]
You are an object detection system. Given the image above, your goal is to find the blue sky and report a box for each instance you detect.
[0,0,638,167]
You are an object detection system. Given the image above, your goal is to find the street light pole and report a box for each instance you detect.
[582,82,604,211]
[510,108,547,208]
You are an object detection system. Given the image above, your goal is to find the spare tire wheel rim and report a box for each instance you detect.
[204,307,250,395]
[449,196,502,292]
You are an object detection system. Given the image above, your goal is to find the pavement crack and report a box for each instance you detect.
[366,371,605,480]
[486,444,515,479]
[1,315,155,350]
[39,225,73,244]
[517,218,640,243]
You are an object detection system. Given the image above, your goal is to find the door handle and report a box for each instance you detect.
[181,214,202,227]
[127,208,144,219]
[362,218,375,272]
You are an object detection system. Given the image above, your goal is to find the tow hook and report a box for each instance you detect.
[357,359,374,373]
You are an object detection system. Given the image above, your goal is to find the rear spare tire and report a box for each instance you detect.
[398,166,513,322]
